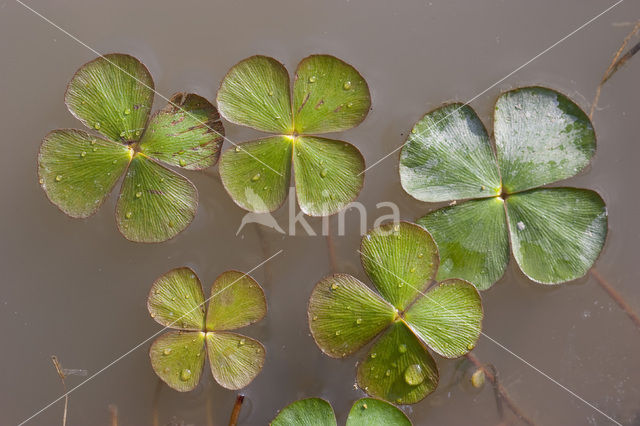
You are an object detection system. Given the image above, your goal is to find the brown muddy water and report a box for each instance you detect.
[1,0,639,425]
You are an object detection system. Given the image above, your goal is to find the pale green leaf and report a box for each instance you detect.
[149,331,205,392]
[506,188,607,284]
[116,154,197,243]
[38,129,131,218]
[206,271,266,331]
[404,279,483,358]
[357,322,438,405]
[494,87,595,193]
[417,198,509,290]
[139,93,224,170]
[205,331,265,390]
[147,267,205,330]
[219,136,293,213]
[216,56,293,133]
[293,55,371,134]
[346,398,411,426]
[65,53,154,142]
[399,103,501,202]
[293,136,364,216]
[308,274,396,358]
[271,398,336,426]
[359,222,438,311]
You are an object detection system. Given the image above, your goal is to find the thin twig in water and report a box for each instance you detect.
[51,356,68,426]
[591,268,640,329]
[589,20,640,119]
[108,404,118,426]
[465,352,535,426]
[228,394,245,426]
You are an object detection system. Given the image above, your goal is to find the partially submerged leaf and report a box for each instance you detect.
[116,154,197,243]
[147,267,205,330]
[360,222,438,311]
[271,398,336,426]
[217,56,293,133]
[293,136,364,216]
[495,87,596,193]
[205,331,265,390]
[149,331,205,392]
[139,93,224,170]
[506,188,607,284]
[346,398,411,426]
[38,129,131,218]
[65,53,154,142]
[219,136,293,213]
[205,271,266,331]
[356,322,438,405]
[399,103,501,202]
[404,279,483,358]
[308,274,396,358]
[293,55,371,134]
[417,197,509,290]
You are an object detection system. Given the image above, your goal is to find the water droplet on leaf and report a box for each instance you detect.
[398,344,407,353]
[320,168,328,178]
[55,175,63,182]
[94,122,101,130]
[163,348,172,356]
[308,75,317,83]
[343,81,352,90]
[180,369,192,381]
[179,159,187,167]
[135,191,142,198]
[404,364,425,386]
[251,173,261,182]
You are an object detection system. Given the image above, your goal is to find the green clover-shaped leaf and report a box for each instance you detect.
[399,87,607,288]
[217,55,370,216]
[38,54,224,242]
[308,222,483,404]
[271,397,411,425]
[148,267,266,392]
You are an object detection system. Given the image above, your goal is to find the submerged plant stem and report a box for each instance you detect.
[589,20,640,119]
[325,219,338,273]
[465,353,535,426]
[228,394,245,426]
[591,268,640,329]
[151,379,163,426]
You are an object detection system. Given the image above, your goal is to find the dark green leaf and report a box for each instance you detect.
[494,87,596,193]
[116,154,197,243]
[293,136,364,216]
[219,136,293,213]
[65,53,154,142]
[404,279,483,358]
[506,188,607,284]
[271,398,336,426]
[217,56,293,133]
[346,398,411,426]
[359,222,438,311]
[417,198,509,290]
[399,103,501,202]
[357,322,438,405]
[308,274,396,358]
[139,93,224,170]
[293,55,371,134]
[38,129,131,218]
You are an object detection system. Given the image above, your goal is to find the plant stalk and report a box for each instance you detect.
[228,394,245,426]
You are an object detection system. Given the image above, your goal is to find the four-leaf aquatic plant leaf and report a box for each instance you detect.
[308,221,483,404]
[38,54,224,242]
[148,267,266,392]
[399,87,607,289]
[216,55,370,216]
[271,397,411,426]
